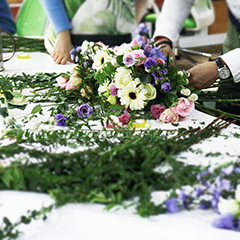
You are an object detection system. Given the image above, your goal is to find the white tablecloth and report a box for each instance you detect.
[1,53,240,240]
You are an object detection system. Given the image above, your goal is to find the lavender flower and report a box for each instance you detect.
[123,53,135,67]
[161,82,171,92]
[136,35,146,47]
[135,22,149,35]
[166,197,179,213]
[55,114,67,127]
[77,104,93,119]
[212,213,235,230]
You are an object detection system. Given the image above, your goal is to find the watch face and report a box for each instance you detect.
[219,67,230,79]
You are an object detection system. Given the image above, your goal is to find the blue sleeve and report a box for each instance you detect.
[0,0,16,34]
[39,0,72,34]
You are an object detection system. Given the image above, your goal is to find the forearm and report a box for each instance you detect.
[39,0,72,34]
[153,0,195,44]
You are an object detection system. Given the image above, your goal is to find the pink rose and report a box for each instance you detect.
[150,104,166,119]
[57,76,68,89]
[65,81,77,91]
[156,57,166,66]
[160,108,179,123]
[172,97,195,118]
[131,49,146,66]
[118,112,131,125]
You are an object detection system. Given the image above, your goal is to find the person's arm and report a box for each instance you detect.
[0,0,16,34]
[187,48,240,89]
[153,0,195,60]
[39,0,73,64]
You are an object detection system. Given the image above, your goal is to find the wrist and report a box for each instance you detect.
[155,36,173,49]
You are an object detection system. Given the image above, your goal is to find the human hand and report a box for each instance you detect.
[52,30,73,65]
[187,61,218,89]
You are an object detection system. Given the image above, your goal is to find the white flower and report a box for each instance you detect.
[118,78,146,110]
[143,83,157,100]
[235,185,240,202]
[115,43,132,56]
[5,116,14,124]
[69,74,82,87]
[188,93,198,101]
[177,70,184,77]
[180,88,191,97]
[81,40,94,53]
[27,121,41,130]
[92,49,111,70]
[114,67,132,88]
[218,197,240,216]
[98,80,110,95]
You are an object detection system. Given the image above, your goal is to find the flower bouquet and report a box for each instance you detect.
[57,23,199,127]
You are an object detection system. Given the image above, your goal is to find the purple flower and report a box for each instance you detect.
[110,84,118,97]
[166,197,179,213]
[55,114,67,127]
[152,71,161,80]
[212,213,235,230]
[136,35,146,47]
[161,82,171,92]
[135,23,149,35]
[144,58,156,70]
[123,53,135,67]
[199,200,211,210]
[160,68,168,75]
[221,165,234,175]
[77,104,93,119]
[148,47,167,62]
[234,167,240,173]
[144,44,153,56]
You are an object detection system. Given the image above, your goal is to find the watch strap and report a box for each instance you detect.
[215,57,224,68]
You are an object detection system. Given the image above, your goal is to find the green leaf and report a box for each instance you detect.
[0,107,8,118]
[31,104,42,114]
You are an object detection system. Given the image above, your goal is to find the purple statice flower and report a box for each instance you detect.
[178,190,186,201]
[110,84,118,97]
[55,114,68,127]
[77,104,93,119]
[221,165,234,175]
[144,58,156,70]
[195,186,203,197]
[234,167,240,173]
[144,44,153,56]
[161,82,171,92]
[123,53,135,67]
[199,200,211,210]
[166,197,179,213]
[211,195,220,213]
[212,213,235,230]
[148,47,167,62]
[214,177,231,193]
[135,22,149,35]
[136,35,146,47]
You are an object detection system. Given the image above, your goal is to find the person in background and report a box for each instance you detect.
[153,0,240,117]
[39,0,144,65]
[0,0,16,34]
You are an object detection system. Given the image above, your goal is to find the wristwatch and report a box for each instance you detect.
[215,57,231,79]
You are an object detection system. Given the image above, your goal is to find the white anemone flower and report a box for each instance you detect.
[118,78,146,110]
[92,49,110,70]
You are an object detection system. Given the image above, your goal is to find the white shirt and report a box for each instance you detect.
[153,0,240,83]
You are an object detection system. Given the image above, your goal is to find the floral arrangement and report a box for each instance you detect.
[57,23,199,127]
